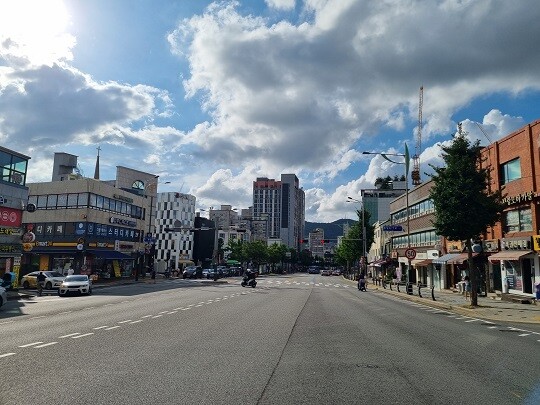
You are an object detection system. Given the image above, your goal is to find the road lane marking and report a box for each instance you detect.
[0,320,14,325]
[118,320,132,324]
[58,311,73,315]
[72,333,94,339]
[181,308,190,310]
[168,311,177,314]
[84,307,95,310]
[465,319,481,323]
[0,353,16,358]
[158,311,169,314]
[518,333,531,337]
[18,342,43,348]
[59,333,82,338]
[141,315,152,318]
[488,326,498,329]
[130,320,143,324]
[152,315,163,318]
[30,316,46,320]
[173,307,185,310]
[195,304,203,307]
[105,326,120,330]
[34,342,58,348]
[93,326,109,330]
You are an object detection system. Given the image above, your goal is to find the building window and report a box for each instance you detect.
[501,158,521,184]
[504,208,532,233]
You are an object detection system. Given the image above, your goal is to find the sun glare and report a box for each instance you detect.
[0,0,74,65]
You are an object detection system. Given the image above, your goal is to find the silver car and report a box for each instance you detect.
[58,275,92,296]
[0,286,6,308]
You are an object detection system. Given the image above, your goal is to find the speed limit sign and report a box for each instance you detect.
[404,248,416,260]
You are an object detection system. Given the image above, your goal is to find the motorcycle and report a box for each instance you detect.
[241,275,257,288]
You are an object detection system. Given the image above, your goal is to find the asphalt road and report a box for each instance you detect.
[1,274,539,405]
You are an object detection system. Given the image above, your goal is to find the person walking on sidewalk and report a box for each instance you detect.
[464,275,471,301]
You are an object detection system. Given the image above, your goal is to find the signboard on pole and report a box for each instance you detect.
[404,248,416,260]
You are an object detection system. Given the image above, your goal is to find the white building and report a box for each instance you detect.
[154,192,196,272]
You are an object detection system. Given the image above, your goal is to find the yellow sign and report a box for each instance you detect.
[113,260,121,277]
[532,235,540,251]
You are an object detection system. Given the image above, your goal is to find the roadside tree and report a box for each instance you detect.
[429,124,505,306]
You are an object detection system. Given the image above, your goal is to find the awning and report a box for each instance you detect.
[447,252,478,265]
[25,249,77,255]
[87,250,133,260]
[226,259,240,265]
[414,259,433,267]
[488,250,534,262]
[368,258,389,267]
[432,253,460,264]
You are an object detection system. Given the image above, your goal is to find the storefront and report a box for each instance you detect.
[488,249,536,296]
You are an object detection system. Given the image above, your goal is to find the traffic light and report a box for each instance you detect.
[299,239,308,243]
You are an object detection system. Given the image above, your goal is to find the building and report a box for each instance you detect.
[209,205,239,230]
[0,146,31,288]
[154,192,196,272]
[252,174,305,250]
[308,228,324,260]
[478,119,540,298]
[362,181,407,226]
[21,153,159,280]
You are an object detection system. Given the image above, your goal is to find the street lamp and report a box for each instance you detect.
[362,145,411,283]
[346,195,367,279]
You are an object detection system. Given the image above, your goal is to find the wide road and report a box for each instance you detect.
[1,274,539,405]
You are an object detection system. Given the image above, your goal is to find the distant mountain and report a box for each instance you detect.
[304,218,357,240]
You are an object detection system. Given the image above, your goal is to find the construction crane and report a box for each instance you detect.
[411,86,423,185]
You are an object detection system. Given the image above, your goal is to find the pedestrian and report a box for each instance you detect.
[150,267,156,283]
[67,267,74,276]
[464,275,471,301]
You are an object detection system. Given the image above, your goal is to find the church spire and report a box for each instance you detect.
[94,146,101,180]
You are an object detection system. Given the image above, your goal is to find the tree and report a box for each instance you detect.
[268,243,288,273]
[429,124,505,306]
[244,240,268,271]
[226,239,248,265]
[374,176,393,189]
[334,208,374,278]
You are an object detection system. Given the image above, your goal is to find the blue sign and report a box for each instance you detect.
[383,225,403,232]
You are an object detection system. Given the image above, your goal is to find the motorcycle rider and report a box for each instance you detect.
[242,268,257,286]
[358,273,366,291]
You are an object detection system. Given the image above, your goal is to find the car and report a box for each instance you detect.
[332,269,342,276]
[321,269,332,276]
[228,267,241,276]
[307,266,320,274]
[21,271,65,289]
[0,286,7,309]
[182,266,202,279]
[58,275,92,296]
[202,268,211,278]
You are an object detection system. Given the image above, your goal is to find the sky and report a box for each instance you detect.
[1,0,540,222]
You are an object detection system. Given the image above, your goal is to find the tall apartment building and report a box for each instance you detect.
[154,192,196,272]
[252,174,305,250]
[362,181,407,226]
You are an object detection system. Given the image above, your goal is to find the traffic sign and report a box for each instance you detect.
[404,248,416,260]
[383,225,403,232]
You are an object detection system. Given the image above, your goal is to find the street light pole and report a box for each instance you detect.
[362,145,411,284]
[347,195,367,279]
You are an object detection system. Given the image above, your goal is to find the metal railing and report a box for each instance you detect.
[374,278,436,301]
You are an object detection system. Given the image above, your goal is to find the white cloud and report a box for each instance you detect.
[265,0,296,11]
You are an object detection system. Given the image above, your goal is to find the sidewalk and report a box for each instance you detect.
[364,281,540,325]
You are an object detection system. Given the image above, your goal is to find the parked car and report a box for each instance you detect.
[0,286,7,309]
[58,275,92,296]
[332,269,342,276]
[202,268,211,278]
[308,266,320,274]
[21,271,65,289]
[182,266,202,279]
[321,269,332,276]
[228,267,241,276]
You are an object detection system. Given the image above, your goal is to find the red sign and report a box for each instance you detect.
[405,248,416,260]
[0,207,22,227]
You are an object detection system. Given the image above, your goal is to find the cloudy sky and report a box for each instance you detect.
[1,0,539,222]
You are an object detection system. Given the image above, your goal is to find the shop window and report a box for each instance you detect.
[501,158,521,184]
[504,208,532,233]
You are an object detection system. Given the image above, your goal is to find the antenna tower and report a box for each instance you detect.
[411,86,423,185]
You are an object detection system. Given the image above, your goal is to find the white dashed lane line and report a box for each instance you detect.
[60,333,82,338]
[93,326,109,330]
[118,320,132,324]
[72,333,94,339]
[105,326,120,331]
[0,353,16,358]
[130,320,143,324]
[18,342,43,348]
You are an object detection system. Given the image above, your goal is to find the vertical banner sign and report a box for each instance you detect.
[113,260,121,277]
[12,257,21,288]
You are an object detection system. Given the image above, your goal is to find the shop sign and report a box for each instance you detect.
[0,243,22,253]
[446,240,463,253]
[532,235,540,251]
[390,250,398,259]
[502,237,531,251]
[482,239,499,253]
[113,194,134,203]
[110,217,137,227]
[502,191,536,206]
[0,227,22,236]
[0,207,22,227]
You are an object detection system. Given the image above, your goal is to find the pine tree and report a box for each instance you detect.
[429,124,504,306]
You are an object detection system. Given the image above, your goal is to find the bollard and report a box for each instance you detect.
[418,284,423,298]
[431,286,436,301]
[406,282,413,295]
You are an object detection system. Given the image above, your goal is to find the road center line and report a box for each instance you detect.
[72,333,94,339]
[59,333,81,338]
[18,342,43,348]
[34,342,58,348]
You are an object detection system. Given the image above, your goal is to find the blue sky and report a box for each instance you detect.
[1,0,540,222]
